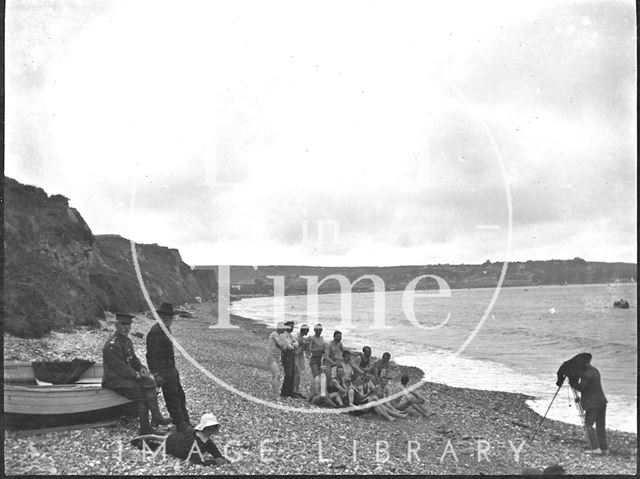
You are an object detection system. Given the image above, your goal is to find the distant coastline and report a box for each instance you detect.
[230,281,637,302]
[203,260,637,298]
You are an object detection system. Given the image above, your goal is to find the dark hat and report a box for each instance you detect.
[284,320,294,327]
[156,302,176,316]
[115,312,135,324]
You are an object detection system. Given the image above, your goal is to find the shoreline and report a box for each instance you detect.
[230,286,637,435]
[3,302,637,475]
[229,310,636,435]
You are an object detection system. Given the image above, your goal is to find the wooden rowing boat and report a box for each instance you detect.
[4,362,131,415]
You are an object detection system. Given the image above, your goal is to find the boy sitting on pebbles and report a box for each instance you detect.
[388,374,431,417]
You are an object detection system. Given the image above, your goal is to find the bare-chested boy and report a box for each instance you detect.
[308,324,327,378]
[371,352,391,385]
[389,374,430,416]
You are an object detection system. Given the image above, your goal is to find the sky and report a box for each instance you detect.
[5,0,637,266]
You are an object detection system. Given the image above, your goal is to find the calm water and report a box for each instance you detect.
[231,283,637,433]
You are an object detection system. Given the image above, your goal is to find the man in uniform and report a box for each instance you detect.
[102,313,171,435]
[146,302,193,432]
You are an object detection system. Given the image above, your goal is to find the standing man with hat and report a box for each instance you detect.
[146,302,193,432]
[102,313,172,435]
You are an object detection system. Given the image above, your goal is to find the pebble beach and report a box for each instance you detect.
[3,302,637,475]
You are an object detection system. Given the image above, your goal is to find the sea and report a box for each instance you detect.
[230,283,637,433]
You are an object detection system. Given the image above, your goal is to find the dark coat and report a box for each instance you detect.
[165,430,223,464]
[102,333,143,389]
[130,431,223,466]
[146,323,177,378]
[570,365,607,410]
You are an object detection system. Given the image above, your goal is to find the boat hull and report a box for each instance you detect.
[4,384,132,415]
[4,361,132,415]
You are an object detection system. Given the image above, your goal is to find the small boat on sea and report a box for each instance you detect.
[4,362,131,415]
[613,299,630,309]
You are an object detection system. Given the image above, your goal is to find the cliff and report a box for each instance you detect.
[90,234,218,312]
[3,177,217,338]
[3,177,104,337]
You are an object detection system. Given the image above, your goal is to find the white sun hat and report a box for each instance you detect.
[194,413,220,431]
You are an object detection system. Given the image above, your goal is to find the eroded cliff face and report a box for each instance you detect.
[4,177,217,338]
[90,235,217,312]
[3,177,104,337]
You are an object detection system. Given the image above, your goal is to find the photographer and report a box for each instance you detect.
[556,353,609,456]
[568,354,609,456]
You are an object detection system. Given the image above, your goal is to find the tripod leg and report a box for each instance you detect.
[531,384,562,442]
[572,387,593,447]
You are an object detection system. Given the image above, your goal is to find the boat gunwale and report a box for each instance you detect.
[4,383,106,393]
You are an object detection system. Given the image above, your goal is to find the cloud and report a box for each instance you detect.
[4,0,636,265]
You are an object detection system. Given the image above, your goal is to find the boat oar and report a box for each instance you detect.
[530,384,562,443]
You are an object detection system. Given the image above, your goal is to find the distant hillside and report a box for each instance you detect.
[196,260,636,296]
[3,177,217,338]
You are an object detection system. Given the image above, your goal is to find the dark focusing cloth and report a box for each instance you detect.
[556,352,592,387]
